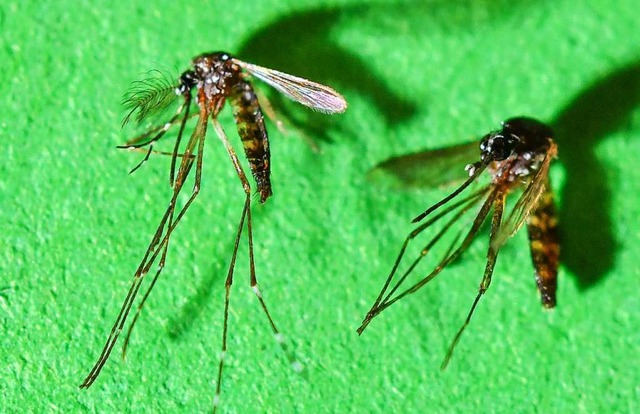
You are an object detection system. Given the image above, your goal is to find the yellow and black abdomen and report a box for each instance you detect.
[526,178,559,308]
[230,80,272,203]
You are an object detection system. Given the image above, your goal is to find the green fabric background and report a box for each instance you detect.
[1,0,639,412]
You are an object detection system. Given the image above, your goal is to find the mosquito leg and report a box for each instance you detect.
[412,161,487,223]
[121,109,208,348]
[246,201,301,372]
[125,144,198,175]
[252,85,286,135]
[127,145,154,175]
[121,206,174,359]
[210,118,298,412]
[213,194,249,413]
[230,82,299,366]
[119,96,193,176]
[440,190,506,370]
[121,111,208,352]
[123,147,196,159]
[210,118,252,412]
[381,189,490,305]
[359,188,498,333]
[169,95,192,187]
[80,110,208,389]
[358,187,489,334]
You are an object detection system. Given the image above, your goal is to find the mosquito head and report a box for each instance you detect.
[176,70,197,95]
[479,130,517,162]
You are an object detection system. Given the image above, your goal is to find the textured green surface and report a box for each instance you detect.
[2,0,639,413]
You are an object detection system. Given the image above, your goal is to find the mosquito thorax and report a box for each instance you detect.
[188,52,242,103]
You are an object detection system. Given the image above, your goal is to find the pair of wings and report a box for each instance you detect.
[122,59,348,127]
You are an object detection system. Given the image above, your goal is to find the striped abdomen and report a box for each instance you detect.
[230,80,272,203]
[526,178,559,308]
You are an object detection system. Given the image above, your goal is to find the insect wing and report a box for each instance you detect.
[234,60,347,114]
[492,141,557,249]
[367,141,480,190]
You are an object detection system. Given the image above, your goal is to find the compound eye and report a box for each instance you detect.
[480,133,514,162]
[490,135,515,161]
[179,71,197,90]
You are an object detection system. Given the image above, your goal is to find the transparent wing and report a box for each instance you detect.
[122,69,180,126]
[492,141,558,249]
[367,141,480,190]
[233,59,347,114]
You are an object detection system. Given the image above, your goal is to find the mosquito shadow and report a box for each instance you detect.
[166,244,230,340]
[236,0,543,145]
[552,61,640,289]
[237,5,419,143]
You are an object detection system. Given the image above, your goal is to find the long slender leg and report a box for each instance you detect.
[123,147,196,159]
[213,195,249,412]
[440,189,506,369]
[79,109,208,389]
[412,161,488,223]
[210,119,298,413]
[124,146,196,176]
[246,198,301,372]
[209,118,253,413]
[230,82,298,365]
[230,81,301,370]
[121,109,208,348]
[252,85,286,136]
[121,206,174,358]
[380,188,490,307]
[358,187,496,333]
[362,188,488,322]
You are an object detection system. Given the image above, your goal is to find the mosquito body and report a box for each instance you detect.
[358,117,558,368]
[80,52,346,411]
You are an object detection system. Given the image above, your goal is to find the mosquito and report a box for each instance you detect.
[357,117,559,369]
[79,51,347,411]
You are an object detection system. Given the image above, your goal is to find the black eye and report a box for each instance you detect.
[178,71,197,92]
[480,133,515,162]
[491,135,513,160]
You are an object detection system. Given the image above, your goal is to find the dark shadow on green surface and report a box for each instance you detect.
[166,258,225,339]
[166,208,272,339]
[237,1,539,144]
[552,61,640,290]
[237,5,418,144]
